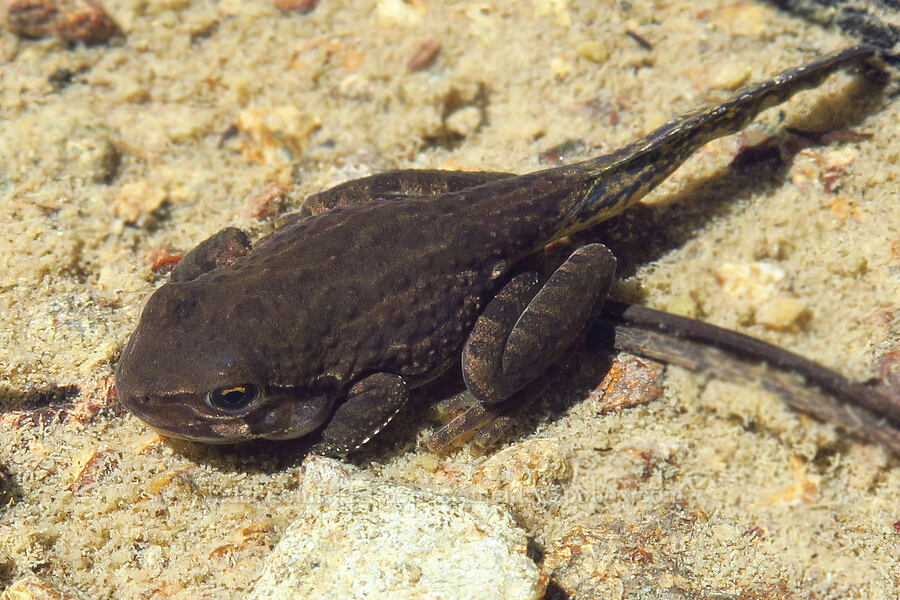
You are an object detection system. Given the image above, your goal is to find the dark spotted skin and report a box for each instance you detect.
[115,45,892,456]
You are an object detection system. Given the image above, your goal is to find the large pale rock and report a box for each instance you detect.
[250,456,544,600]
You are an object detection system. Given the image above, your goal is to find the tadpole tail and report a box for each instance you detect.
[566,44,882,232]
[594,300,900,455]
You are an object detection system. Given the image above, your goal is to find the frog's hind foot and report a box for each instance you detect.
[424,391,517,454]
[427,390,479,423]
[425,393,499,453]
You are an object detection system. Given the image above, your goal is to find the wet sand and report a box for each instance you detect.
[1,1,898,597]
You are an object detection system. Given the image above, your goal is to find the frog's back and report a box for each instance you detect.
[226,192,542,387]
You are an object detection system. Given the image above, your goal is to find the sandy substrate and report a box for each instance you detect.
[1,0,898,598]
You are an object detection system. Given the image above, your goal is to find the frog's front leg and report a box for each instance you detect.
[429,243,617,451]
[310,372,408,458]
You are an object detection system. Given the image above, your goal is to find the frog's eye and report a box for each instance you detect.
[205,385,260,413]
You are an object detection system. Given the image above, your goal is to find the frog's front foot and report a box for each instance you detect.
[311,373,409,458]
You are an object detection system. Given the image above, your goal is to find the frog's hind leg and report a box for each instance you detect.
[427,243,616,452]
[464,243,616,403]
[311,373,408,458]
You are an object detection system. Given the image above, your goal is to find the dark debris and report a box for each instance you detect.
[7,0,122,45]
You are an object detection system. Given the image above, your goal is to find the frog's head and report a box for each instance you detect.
[115,280,336,443]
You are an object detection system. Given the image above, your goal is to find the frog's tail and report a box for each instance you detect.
[563,44,882,234]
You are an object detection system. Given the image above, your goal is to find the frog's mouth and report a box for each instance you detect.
[116,386,335,443]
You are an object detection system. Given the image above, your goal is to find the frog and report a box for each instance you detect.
[115,44,898,457]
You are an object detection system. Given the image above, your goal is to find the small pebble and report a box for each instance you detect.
[712,3,772,37]
[6,0,121,44]
[550,56,572,80]
[376,0,425,25]
[664,296,700,319]
[273,0,319,13]
[754,295,809,331]
[716,261,785,302]
[591,355,666,412]
[241,184,290,220]
[1,575,76,600]
[48,66,77,89]
[472,438,571,501]
[73,138,121,184]
[576,40,610,64]
[709,62,751,90]
[407,38,440,71]
[114,180,166,225]
[141,245,184,274]
[231,107,321,164]
[444,106,482,137]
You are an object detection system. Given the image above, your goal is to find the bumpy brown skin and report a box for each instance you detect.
[115,45,885,455]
